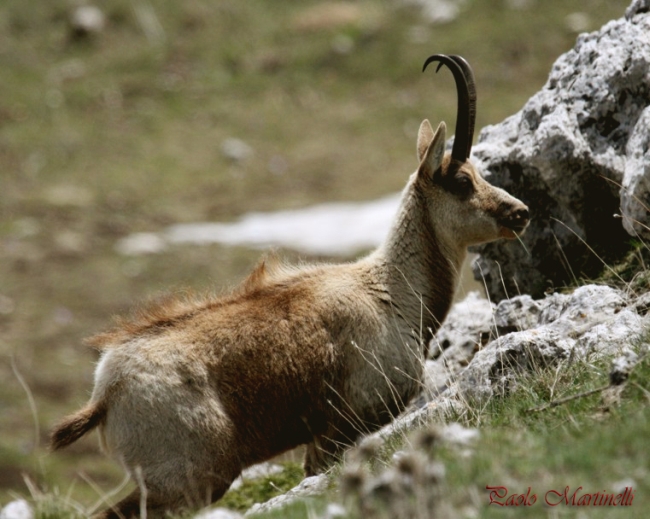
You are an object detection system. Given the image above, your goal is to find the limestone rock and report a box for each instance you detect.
[493,294,541,334]
[458,329,575,402]
[470,3,650,300]
[430,291,494,358]
[621,107,650,239]
[626,0,650,19]
[244,475,328,517]
[454,285,648,402]
[195,508,243,519]
[423,291,494,398]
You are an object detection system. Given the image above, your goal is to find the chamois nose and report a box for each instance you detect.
[500,205,530,232]
[508,206,530,230]
[513,207,530,224]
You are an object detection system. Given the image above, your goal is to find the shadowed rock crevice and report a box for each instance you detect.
[471,6,650,300]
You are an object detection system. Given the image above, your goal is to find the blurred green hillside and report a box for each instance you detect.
[0,0,631,511]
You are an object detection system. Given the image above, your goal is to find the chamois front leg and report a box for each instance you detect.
[304,435,346,476]
[303,419,362,476]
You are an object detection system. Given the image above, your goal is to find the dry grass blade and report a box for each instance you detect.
[11,355,40,452]
[526,383,610,413]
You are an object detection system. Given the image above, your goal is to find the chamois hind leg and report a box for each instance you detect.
[95,476,235,519]
[94,489,189,519]
[94,442,241,517]
[93,488,169,519]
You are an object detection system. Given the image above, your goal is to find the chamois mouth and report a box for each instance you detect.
[498,221,529,240]
[497,206,530,239]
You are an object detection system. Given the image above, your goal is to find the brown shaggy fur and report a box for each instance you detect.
[87,256,290,349]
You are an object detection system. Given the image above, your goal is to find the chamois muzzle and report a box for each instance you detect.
[422,54,477,164]
[498,205,530,237]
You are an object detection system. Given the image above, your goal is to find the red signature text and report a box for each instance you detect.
[486,486,537,506]
[545,486,634,507]
[486,486,635,507]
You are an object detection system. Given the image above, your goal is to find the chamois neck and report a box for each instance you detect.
[374,180,465,340]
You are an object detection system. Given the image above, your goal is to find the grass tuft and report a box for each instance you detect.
[218,462,306,513]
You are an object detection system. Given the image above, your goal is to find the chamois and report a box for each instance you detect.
[50,54,529,518]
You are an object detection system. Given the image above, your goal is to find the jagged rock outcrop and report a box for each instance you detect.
[447,285,649,402]
[422,283,646,398]
[471,3,650,300]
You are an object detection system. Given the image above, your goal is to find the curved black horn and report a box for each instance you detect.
[448,55,477,159]
[422,54,477,162]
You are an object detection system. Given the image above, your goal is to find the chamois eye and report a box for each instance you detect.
[454,174,473,195]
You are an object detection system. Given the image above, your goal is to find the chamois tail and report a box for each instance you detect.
[50,401,107,451]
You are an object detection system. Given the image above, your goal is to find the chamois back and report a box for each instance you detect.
[88,254,299,348]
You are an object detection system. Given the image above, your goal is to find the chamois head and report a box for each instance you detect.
[415,54,529,248]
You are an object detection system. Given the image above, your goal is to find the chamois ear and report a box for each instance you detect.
[418,120,446,180]
[417,119,435,163]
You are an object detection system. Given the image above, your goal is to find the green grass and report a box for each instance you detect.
[0,0,636,514]
[218,462,306,513]
[595,240,650,293]
[434,349,650,518]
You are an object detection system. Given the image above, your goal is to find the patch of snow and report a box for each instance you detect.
[116,193,401,257]
[115,232,168,256]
